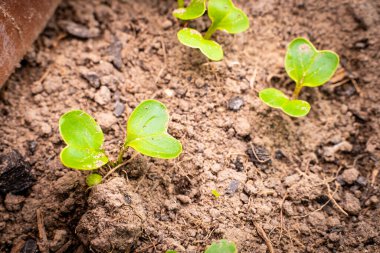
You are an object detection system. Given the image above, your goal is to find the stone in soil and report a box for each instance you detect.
[227,96,244,111]
[94,86,111,105]
[342,192,361,215]
[341,168,360,184]
[233,118,251,137]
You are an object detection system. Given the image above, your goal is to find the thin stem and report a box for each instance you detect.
[292,83,303,100]
[116,146,127,165]
[103,152,139,180]
[204,23,217,40]
[178,0,185,8]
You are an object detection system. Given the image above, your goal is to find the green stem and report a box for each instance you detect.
[116,146,127,165]
[204,23,217,40]
[178,0,185,8]
[292,83,303,100]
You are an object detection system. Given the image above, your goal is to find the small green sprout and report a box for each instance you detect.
[175,0,249,61]
[86,173,103,187]
[178,28,223,61]
[259,37,339,117]
[211,189,221,198]
[173,0,206,20]
[166,239,237,253]
[59,110,108,170]
[59,100,182,175]
[205,240,237,253]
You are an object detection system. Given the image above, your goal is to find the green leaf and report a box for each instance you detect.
[86,173,103,187]
[59,110,108,170]
[259,88,311,117]
[205,240,237,253]
[165,251,178,253]
[281,99,310,117]
[173,0,206,20]
[207,0,249,35]
[259,88,289,109]
[285,37,339,87]
[177,28,223,61]
[125,100,182,159]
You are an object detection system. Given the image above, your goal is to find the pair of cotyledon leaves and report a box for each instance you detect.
[166,239,237,253]
[259,37,339,117]
[174,0,249,61]
[59,100,182,170]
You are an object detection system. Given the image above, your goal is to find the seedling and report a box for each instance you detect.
[166,239,237,253]
[211,189,221,198]
[59,100,182,185]
[259,37,339,117]
[174,0,249,61]
[173,0,206,20]
[205,240,237,253]
[86,173,103,187]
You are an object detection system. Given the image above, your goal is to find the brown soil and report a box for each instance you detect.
[1,0,379,252]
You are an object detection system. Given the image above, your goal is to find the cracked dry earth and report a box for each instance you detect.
[0,0,379,252]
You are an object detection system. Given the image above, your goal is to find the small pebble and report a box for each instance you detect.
[161,19,173,30]
[114,101,125,117]
[234,118,251,137]
[94,86,111,105]
[176,195,191,204]
[341,168,359,184]
[227,96,244,111]
[81,71,100,88]
[225,180,239,195]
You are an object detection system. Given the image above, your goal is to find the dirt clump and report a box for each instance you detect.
[76,177,146,253]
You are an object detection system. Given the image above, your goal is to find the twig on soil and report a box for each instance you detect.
[154,37,167,86]
[103,153,139,180]
[371,168,379,186]
[325,180,348,216]
[249,143,271,163]
[36,209,49,253]
[278,192,288,244]
[253,222,275,253]
[56,240,72,253]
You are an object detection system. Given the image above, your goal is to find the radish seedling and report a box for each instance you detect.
[259,37,339,117]
[166,239,237,253]
[175,0,249,61]
[173,0,206,20]
[205,240,237,253]
[59,100,182,185]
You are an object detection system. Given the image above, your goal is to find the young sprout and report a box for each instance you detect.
[205,239,237,253]
[166,239,237,253]
[86,173,103,187]
[176,0,249,61]
[173,0,206,20]
[59,110,108,170]
[124,100,182,159]
[211,189,221,198]
[259,37,339,117]
[59,100,182,181]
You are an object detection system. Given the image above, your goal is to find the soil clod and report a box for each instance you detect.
[0,150,35,194]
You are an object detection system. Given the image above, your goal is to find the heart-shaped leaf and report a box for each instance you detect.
[259,88,311,117]
[177,28,223,61]
[205,240,237,253]
[124,100,182,159]
[206,0,249,38]
[285,37,339,87]
[59,110,108,170]
[173,0,206,20]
